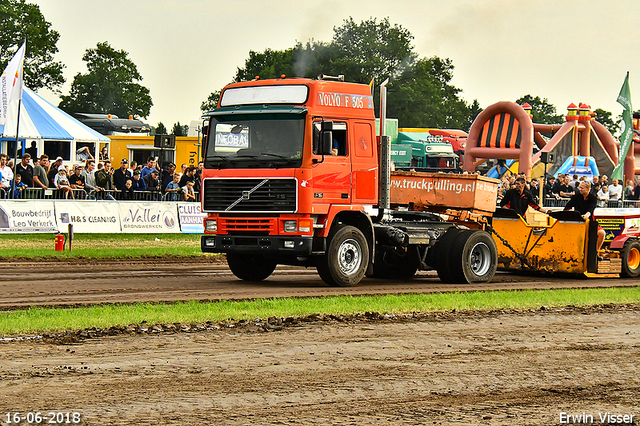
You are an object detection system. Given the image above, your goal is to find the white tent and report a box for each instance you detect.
[0,87,109,162]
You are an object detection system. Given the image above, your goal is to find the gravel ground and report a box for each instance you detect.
[1,304,638,425]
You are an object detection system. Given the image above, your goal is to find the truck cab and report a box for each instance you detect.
[200,77,380,285]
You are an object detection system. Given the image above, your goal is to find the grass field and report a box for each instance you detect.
[1,287,639,336]
[0,233,204,258]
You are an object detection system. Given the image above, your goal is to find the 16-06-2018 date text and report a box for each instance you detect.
[4,412,81,424]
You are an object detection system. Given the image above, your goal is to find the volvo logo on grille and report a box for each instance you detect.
[225,179,269,211]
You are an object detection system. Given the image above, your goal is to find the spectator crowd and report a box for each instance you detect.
[0,151,203,202]
[496,171,640,208]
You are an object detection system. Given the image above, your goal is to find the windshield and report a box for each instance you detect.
[205,113,304,169]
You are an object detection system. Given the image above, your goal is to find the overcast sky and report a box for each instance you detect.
[33,0,640,129]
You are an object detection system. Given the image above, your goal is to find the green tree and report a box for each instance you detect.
[235,48,297,82]
[200,90,221,113]
[329,17,415,84]
[0,0,65,91]
[171,122,187,136]
[387,57,473,129]
[515,95,563,124]
[232,17,415,85]
[465,99,484,132]
[593,108,620,136]
[59,42,152,118]
[155,122,167,135]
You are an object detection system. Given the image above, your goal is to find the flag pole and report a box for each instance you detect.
[11,99,22,198]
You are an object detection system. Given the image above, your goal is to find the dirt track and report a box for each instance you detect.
[1,305,639,425]
[0,257,639,309]
[1,258,639,425]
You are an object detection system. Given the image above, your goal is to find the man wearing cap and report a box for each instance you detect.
[131,170,146,192]
[113,158,132,191]
[143,169,161,199]
[47,157,64,185]
[69,165,85,191]
[161,162,176,191]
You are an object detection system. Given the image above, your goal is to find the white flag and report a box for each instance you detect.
[0,41,26,125]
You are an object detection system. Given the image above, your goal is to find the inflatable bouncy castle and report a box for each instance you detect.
[464,102,634,182]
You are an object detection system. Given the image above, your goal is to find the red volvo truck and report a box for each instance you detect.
[200,76,499,286]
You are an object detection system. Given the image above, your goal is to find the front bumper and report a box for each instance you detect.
[201,235,313,255]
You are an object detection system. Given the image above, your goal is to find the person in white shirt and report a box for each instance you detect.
[0,154,13,191]
[608,179,622,201]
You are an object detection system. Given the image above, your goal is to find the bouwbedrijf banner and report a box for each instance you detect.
[0,200,57,233]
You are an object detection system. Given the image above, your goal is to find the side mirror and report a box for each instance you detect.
[321,131,333,155]
[201,122,209,161]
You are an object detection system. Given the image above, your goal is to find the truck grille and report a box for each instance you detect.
[203,178,297,212]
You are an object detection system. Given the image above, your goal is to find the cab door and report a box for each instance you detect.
[350,121,377,204]
[310,121,351,209]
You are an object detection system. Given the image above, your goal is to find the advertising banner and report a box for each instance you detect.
[0,200,56,233]
[119,202,180,233]
[177,203,206,233]
[55,201,121,233]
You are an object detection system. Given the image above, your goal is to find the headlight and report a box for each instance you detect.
[205,219,217,232]
[284,220,297,232]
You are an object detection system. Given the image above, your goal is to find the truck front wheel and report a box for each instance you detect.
[227,253,277,281]
[621,239,640,278]
[317,225,369,287]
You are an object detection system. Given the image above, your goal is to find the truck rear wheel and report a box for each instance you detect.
[317,225,369,287]
[434,228,462,283]
[227,253,277,282]
[450,230,497,283]
[372,248,419,279]
[621,239,640,278]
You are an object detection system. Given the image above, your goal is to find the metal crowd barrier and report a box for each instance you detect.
[542,197,570,208]
[4,187,200,202]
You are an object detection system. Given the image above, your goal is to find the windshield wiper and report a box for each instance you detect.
[207,155,233,168]
[259,153,290,160]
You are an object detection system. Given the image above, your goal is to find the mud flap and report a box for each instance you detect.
[586,220,598,273]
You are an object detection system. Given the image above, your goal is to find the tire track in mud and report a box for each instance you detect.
[0,258,638,309]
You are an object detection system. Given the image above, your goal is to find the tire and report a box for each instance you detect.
[372,248,419,279]
[317,225,369,287]
[449,230,497,283]
[434,228,462,283]
[226,253,277,282]
[621,239,640,278]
